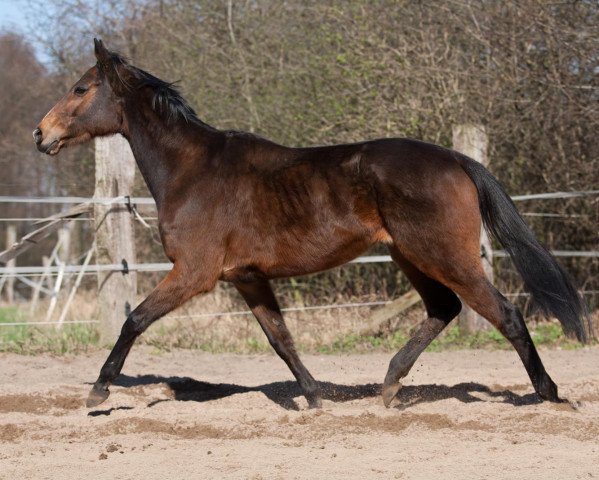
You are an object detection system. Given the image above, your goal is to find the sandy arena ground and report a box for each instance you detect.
[1,346,598,479]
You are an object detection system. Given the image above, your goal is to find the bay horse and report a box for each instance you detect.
[35,39,588,410]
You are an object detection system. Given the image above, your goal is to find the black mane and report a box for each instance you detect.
[106,51,200,124]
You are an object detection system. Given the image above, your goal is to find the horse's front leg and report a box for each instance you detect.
[234,278,323,408]
[87,263,216,407]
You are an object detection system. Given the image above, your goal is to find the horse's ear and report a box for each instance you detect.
[93,38,129,95]
[94,38,111,70]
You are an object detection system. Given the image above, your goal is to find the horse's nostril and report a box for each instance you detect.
[33,128,42,144]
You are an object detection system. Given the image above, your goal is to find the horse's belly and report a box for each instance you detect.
[221,223,390,281]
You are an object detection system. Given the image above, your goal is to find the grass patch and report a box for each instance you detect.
[316,322,587,354]
[0,305,592,355]
[141,325,275,354]
[0,307,99,355]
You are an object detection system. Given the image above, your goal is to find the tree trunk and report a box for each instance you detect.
[94,135,137,344]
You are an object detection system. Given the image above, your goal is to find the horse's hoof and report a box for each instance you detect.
[307,395,323,409]
[86,384,110,408]
[382,382,402,408]
[536,378,560,403]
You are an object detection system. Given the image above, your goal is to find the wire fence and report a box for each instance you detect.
[2,291,598,328]
[1,250,599,278]
[0,190,597,328]
[2,190,597,206]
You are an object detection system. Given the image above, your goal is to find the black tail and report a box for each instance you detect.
[458,157,591,342]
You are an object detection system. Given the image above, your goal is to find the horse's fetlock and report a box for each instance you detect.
[536,376,559,402]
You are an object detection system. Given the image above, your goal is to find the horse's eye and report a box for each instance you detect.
[74,86,88,96]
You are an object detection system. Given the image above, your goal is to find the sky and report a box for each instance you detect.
[0,0,29,33]
[0,0,51,64]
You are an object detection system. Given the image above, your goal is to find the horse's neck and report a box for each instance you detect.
[123,107,220,208]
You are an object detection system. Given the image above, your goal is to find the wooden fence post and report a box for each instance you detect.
[94,135,137,344]
[453,124,493,333]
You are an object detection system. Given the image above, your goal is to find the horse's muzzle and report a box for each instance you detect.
[33,128,42,145]
[33,128,61,155]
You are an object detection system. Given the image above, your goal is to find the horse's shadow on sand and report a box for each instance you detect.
[88,374,542,416]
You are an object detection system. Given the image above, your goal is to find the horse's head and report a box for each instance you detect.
[34,39,129,155]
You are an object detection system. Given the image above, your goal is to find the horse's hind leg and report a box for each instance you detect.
[87,264,214,407]
[386,237,560,403]
[451,278,561,402]
[235,278,322,408]
[376,163,560,403]
[382,247,462,407]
